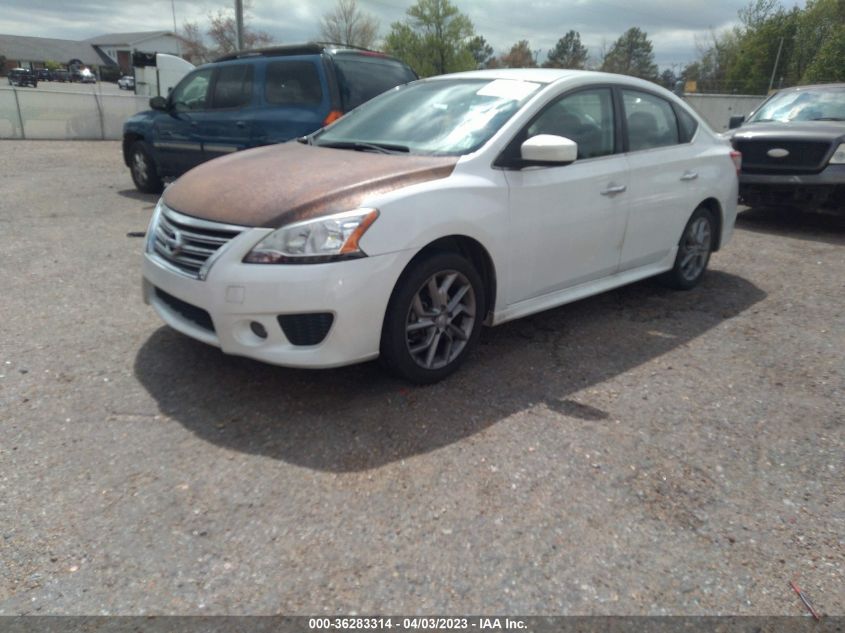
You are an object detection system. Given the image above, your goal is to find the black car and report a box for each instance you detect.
[8,68,37,87]
[36,69,51,81]
[122,42,417,193]
[52,69,70,82]
[728,83,845,213]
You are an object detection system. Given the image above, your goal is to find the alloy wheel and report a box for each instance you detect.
[678,216,712,281]
[405,269,477,370]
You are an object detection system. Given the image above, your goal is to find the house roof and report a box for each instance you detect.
[85,31,174,46]
[0,33,107,66]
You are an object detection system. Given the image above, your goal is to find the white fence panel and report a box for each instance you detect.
[0,89,24,138]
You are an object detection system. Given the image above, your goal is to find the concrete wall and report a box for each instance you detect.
[0,87,148,140]
[683,93,767,132]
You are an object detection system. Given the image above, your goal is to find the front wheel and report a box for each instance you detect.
[660,206,715,290]
[380,252,485,384]
[129,141,163,194]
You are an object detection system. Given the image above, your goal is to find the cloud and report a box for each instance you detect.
[0,0,804,68]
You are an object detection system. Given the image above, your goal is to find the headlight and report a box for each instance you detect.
[829,143,845,164]
[145,199,164,253]
[244,208,379,264]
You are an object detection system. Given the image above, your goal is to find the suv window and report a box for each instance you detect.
[527,88,615,159]
[264,61,323,106]
[623,89,679,151]
[171,69,213,111]
[333,56,416,110]
[212,64,254,109]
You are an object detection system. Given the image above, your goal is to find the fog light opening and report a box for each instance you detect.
[249,321,268,339]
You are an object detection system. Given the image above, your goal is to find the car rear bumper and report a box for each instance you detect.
[142,232,414,368]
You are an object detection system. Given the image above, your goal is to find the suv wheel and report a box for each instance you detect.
[129,141,163,194]
[381,252,485,383]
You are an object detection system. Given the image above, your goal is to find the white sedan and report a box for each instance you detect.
[142,69,740,383]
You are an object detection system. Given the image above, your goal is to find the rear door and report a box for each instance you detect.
[197,62,256,161]
[252,57,331,146]
[618,89,704,271]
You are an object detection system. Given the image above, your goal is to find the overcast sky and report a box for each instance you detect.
[0,0,805,69]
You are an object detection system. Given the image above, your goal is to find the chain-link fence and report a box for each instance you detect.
[0,87,149,140]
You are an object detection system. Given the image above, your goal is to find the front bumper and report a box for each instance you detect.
[142,229,415,368]
[739,164,845,210]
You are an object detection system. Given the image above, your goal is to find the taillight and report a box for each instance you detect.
[730,150,742,174]
[322,110,343,126]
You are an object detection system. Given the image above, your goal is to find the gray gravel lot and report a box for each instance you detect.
[0,140,842,615]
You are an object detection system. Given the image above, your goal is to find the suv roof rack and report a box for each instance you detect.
[214,42,389,63]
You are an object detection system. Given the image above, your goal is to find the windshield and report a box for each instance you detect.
[313,78,542,155]
[749,87,845,123]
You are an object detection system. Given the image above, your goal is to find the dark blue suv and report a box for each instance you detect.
[122,43,417,193]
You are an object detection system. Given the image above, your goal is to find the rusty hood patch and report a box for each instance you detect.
[162,142,458,228]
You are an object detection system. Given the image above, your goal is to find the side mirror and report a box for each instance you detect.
[520,134,578,165]
[149,96,168,111]
[729,115,745,129]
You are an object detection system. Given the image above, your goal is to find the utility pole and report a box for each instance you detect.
[235,0,245,51]
[768,37,784,93]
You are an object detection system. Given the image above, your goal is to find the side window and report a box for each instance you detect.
[211,64,254,109]
[264,61,323,106]
[170,69,213,111]
[527,88,615,159]
[623,89,679,151]
[333,57,417,110]
[676,106,699,143]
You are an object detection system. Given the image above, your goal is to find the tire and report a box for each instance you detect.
[129,141,164,194]
[380,251,485,384]
[660,206,716,290]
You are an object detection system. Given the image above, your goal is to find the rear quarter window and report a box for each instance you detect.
[676,106,699,143]
[332,56,417,110]
[264,60,323,106]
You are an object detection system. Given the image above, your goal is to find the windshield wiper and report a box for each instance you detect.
[810,117,845,121]
[316,141,410,154]
[296,135,313,145]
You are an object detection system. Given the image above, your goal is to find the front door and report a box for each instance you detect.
[153,68,213,176]
[504,87,630,305]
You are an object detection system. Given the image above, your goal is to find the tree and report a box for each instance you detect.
[498,40,537,68]
[467,35,494,68]
[207,6,273,56]
[802,24,845,83]
[659,68,677,89]
[384,0,476,77]
[544,30,588,69]
[319,0,379,49]
[600,27,658,80]
[181,21,210,64]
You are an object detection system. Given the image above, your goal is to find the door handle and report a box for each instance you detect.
[680,171,698,181]
[601,184,627,196]
[190,121,198,127]
[235,121,246,129]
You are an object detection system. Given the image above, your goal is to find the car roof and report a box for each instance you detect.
[214,42,403,64]
[775,83,845,92]
[425,68,676,92]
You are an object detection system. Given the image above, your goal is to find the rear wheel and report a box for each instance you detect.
[129,141,163,194]
[380,252,485,384]
[660,206,715,290]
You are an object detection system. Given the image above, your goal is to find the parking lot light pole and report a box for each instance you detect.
[235,0,244,51]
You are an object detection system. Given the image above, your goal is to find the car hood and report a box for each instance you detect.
[730,121,845,142]
[163,143,459,229]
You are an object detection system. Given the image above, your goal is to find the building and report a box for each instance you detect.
[0,31,186,76]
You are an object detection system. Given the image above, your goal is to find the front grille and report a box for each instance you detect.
[151,205,245,278]
[278,313,334,346]
[154,288,215,332]
[734,139,833,174]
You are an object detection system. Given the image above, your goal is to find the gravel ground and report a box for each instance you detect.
[0,141,842,616]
